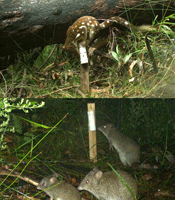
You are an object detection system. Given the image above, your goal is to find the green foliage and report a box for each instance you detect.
[11,114,23,135]
[0,98,45,153]
[111,45,132,65]
[160,13,175,37]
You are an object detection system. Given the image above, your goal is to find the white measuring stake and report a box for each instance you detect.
[87,103,97,162]
[79,44,88,64]
[88,110,96,131]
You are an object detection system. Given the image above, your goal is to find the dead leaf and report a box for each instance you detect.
[143,174,153,181]
[129,60,137,77]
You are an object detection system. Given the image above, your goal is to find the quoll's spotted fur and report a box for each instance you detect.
[63,16,132,53]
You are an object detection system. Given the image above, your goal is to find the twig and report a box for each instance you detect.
[0,71,7,97]
[0,166,39,186]
[145,35,158,74]
[18,68,27,97]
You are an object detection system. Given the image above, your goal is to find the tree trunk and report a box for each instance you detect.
[0,0,174,57]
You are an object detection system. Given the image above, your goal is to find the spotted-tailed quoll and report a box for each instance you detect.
[63,16,132,54]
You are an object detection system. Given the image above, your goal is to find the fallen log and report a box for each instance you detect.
[0,0,174,57]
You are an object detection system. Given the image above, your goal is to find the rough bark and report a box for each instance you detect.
[0,0,174,57]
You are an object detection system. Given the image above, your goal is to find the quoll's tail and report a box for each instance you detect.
[99,16,132,31]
